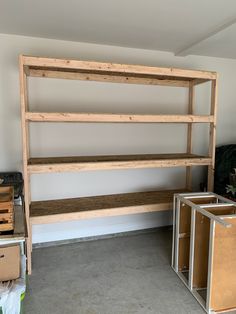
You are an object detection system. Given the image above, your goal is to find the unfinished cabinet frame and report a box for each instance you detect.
[172,192,236,314]
[19,55,218,273]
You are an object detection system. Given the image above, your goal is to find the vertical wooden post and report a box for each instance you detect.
[186,81,195,190]
[207,77,218,191]
[19,55,32,274]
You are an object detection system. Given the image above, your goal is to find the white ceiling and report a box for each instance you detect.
[1,0,236,59]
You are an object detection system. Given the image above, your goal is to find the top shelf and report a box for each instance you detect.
[20,55,217,88]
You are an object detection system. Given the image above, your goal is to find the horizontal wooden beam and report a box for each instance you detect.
[28,68,190,87]
[27,154,212,174]
[21,55,217,80]
[25,112,214,123]
[30,203,172,224]
[30,189,186,224]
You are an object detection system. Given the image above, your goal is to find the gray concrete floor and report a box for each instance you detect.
[24,228,206,314]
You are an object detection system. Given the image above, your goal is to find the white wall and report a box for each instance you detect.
[0,33,235,243]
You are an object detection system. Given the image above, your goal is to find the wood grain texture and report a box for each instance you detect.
[210,218,236,311]
[179,203,191,234]
[193,212,210,288]
[193,206,235,290]
[19,55,32,274]
[0,186,14,231]
[0,206,26,241]
[30,189,185,224]
[178,237,190,271]
[186,82,195,190]
[0,186,14,210]
[21,55,217,80]
[177,197,218,274]
[25,112,214,123]
[28,68,190,87]
[27,153,212,174]
[207,78,218,191]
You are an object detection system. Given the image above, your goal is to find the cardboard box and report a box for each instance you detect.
[0,245,20,281]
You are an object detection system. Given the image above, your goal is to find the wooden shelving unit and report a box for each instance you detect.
[19,55,218,273]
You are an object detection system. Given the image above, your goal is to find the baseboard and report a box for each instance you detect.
[33,225,172,249]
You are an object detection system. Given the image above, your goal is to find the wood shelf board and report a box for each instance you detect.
[27,153,212,174]
[25,112,214,123]
[30,189,186,224]
[28,68,192,88]
[21,55,217,81]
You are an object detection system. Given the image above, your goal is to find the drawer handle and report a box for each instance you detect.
[0,254,5,258]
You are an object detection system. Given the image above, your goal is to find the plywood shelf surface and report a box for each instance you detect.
[25,112,214,123]
[30,189,186,224]
[27,153,212,173]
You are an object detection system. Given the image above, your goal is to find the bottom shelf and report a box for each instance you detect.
[30,189,186,224]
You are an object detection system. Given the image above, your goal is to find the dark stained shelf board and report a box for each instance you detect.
[28,153,207,164]
[27,153,212,174]
[30,189,186,224]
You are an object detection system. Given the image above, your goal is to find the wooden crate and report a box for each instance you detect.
[0,186,14,232]
[172,192,236,314]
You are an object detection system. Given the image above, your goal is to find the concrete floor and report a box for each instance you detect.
[24,228,206,314]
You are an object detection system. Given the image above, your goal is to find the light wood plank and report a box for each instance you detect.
[19,55,32,274]
[30,189,185,224]
[186,82,195,190]
[22,55,217,80]
[25,112,214,123]
[28,68,190,87]
[27,154,212,174]
[207,78,218,191]
[210,218,236,311]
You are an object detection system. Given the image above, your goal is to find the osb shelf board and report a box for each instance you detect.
[30,189,186,224]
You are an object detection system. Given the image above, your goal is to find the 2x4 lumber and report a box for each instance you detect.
[186,82,195,190]
[27,154,212,174]
[30,189,186,224]
[28,68,190,87]
[19,55,32,274]
[207,78,218,191]
[25,112,214,123]
[22,55,217,80]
